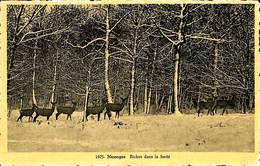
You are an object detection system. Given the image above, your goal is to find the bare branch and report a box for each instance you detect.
[16,5,47,37]
[18,28,69,45]
[110,56,134,64]
[110,11,131,32]
[65,37,105,49]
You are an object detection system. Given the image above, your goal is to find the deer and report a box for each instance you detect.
[84,105,106,121]
[209,95,236,115]
[104,97,128,119]
[56,101,77,120]
[17,96,36,122]
[33,102,57,122]
[192,100,215,117]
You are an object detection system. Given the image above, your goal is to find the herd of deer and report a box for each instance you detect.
[16,94,237,122]
[16,97,128,122]
[193,95,236,116]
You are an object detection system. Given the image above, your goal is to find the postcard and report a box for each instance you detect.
[0,0,259,165]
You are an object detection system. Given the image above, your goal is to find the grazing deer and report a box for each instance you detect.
[104,97,128,119]
[17,96,36,122]
[84,106,105,121]
[193,100,215,117]
[33,102,56,122]
[56,101,77,120]
[209,95,236,115]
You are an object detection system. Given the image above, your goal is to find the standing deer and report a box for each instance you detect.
[33,102,56,122]
[104,97,128,119]
[84,105,106,121]
[56,101,77,120]
[192,100,215,117]
[209,95,236,115]
[17,96,36,122]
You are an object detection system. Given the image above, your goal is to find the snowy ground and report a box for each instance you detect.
[8,110,254,152]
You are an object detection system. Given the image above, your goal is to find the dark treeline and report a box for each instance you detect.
[7,4,254,116]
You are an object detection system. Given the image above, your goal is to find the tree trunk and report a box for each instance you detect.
[158,95,165,112]
[104,6,113,104]
[113,85,117,103]
[143,78,148,113]
[32,38,38,105]
[171,5,187,115]
[155,90,159,110]
[213,43,219,97]
[50,50,58,104]
[20,96,23,110]
[249,93,253,111]
[167,94,172,114]
[161,4,186,115]
[100,90,103,106]
[129,61,135,115]
[82,84,89,129]
[173,45,181,115]
[7,44,16,90]
[146,46,156,114]
[134,86,140,113]
[146,87,152,114]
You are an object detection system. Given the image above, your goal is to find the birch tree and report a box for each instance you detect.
[114,5,153,115]
[66,5,130,108]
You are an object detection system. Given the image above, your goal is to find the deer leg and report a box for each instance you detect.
[209,105,216,116]
[56,113,60,120]
[213,108,217,115]
[212,107,216,115]
[33,114,39,122]
[207,106,211,115]
[207,105,215,115]
[107,111,111,120]
[210,107,214,115]
[81,116,84,122]
[29,116,33,122]
[207,108,211,115]
[198,108,201,117]
[212,106,216,115]
[17,115,22,122]
[66,114,69,120]
[97,113,100,121]
[222,106,226,115]
[20,117,23,122]
[69,114,72,120]
[104,111,107,120]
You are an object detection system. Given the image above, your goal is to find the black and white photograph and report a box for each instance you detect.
[5,3,255,154]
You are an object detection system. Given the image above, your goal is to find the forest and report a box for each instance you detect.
[7,4,254,117]
[6,3,256,152]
